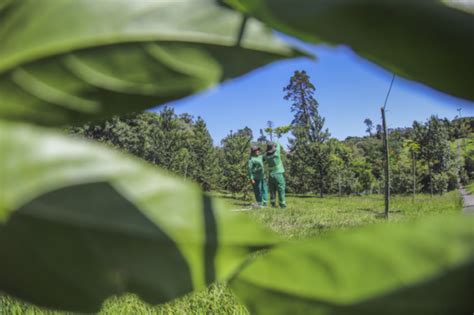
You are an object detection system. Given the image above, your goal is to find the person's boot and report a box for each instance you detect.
[280,204,287,209]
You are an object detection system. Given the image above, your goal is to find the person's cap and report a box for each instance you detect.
[250,146,260,153]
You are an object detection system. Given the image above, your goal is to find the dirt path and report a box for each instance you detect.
[460,187,474,215]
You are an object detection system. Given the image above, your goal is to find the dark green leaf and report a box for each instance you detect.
[0,0,307,125]
[226,0,474,101]
[230,215,474,315]
[0,121,278,312]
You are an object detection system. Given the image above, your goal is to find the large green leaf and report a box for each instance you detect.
[230,215,474,314]
[0,0,306,126]
[0,121,278,312]
[226,0,474,102]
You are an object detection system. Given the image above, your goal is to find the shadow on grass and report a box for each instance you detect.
[231,201,249,207]
[286,194,319,199]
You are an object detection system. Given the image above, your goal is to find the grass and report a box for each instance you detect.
[0,192,463,315]
[227,192,462,239]
[0,285,246,315]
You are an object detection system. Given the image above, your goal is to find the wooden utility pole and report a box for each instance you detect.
[380,74,395,219]
[381,107,390,219]
[412,151,416,203]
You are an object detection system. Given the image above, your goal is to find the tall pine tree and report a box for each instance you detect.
[191,117,219,191]
[285,70,331,197]
[219,128,253,197]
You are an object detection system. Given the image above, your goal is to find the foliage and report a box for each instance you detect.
[364,118,374,136]
[264,121,275,142]
[0,121,278,312]
[66,108,474,199]
[225,0,474,101]
[281,72,467,197]
[231,214,474,315]
[190,117,220,191]
[69,109,219,191]
[285,70,332,197]
[1,0,474,314]
[412,116,455,195]
[0,192,464,314]
[0,0,304,125]
[274,125,291,139]
[219,128,253,197]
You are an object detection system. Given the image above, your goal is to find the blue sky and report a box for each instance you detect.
[152,38,474,146]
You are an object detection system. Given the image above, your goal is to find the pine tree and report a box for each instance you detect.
[264,121,274,141]
[364,118,374,136]
[191,117,219,191]
[257,129,268,144]
[285,70,331,197]
[219,128,253,197]
[274,125,291,140]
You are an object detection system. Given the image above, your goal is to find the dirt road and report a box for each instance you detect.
[460,187,474,214]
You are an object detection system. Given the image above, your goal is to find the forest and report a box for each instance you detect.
[69,71,474,199]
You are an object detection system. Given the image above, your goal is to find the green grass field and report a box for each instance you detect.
[0,192,463,315]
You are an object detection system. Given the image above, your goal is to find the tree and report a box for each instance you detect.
[257,129,268,144]
[69,109,219,190]
[219,128,253,197]
[364,118,374,136]
[404,139,421,201]
[328,140,357,196]
[285,70,331,197]
[274,125,292,139]
[375,124,383,139]
[413,117,452,195]
[190,117,219,191]
[264,121,274,141]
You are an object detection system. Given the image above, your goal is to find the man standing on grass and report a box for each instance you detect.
[265,142,286,208]
[247,146,268,208]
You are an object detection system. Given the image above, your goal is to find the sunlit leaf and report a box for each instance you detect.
[0,121,278,312]
[226,0,474,102]
[231,215,474,314]
[0,0,307,125]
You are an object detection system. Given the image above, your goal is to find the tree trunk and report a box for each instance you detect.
[183,163,188,181]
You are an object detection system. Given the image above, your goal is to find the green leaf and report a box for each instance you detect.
[0,0,306,126]
[0,0,13,11]
[226,0,474,101]
[0,121,278,312]
[230,215,474,315]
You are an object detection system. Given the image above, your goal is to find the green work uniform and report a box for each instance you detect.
[247,155,268,206]
[265,143,286,208]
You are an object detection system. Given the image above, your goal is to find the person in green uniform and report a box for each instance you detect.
[265,142,286,208]
[247,146,268,207]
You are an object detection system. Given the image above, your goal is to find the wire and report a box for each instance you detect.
[383,73,396,111]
